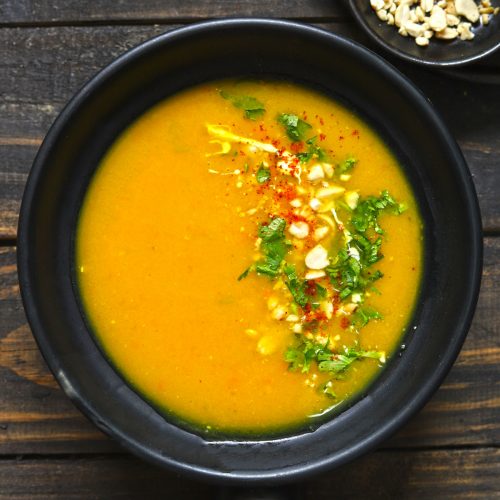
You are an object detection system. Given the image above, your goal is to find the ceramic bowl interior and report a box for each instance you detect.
[347,0,500,67]
[17,19,482,484]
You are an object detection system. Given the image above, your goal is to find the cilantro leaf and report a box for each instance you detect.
[325,191,404,298]
[285,337,385,376]
[256,164,271,184]
[285,337,329,373]
[326,249,362,301]
[245,108,265,120]
[284,264,327,310]
[321,382,337,399]
[220,90,265,120]
[351,307,383,328]
[258,217,286,241]
[239,217,290,280]
[255,217,290,278]
[284,265,309,308]
[255,240,287,277]
[351,233,382,265]
[284,346,305,372]
[296,136,329,163]
[278,113,312,142]
[318,346,385,373]
[237,266,252,281]
[351,190,405,234]
[337,156,357,175]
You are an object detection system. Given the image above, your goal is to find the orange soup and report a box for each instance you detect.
[76,80,423,435]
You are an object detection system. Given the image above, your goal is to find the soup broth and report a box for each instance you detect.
[76,80,423,435]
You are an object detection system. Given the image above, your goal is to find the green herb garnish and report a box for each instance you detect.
[254,217,290,278]
[337,156,357,175]
[256,163,271,184]
[284,264,327,309]
[278,113,312,142]
[258,217,284,241]
[321,382,337,399]
[285,337,385,375]
[237,266,252,281]
[296,136,328,163]
[284,264,309,308]
[326,190,403,300]
[220,90,265,120]
[351,307,383,328]
[317,346,385,373]
[352,190,406,234]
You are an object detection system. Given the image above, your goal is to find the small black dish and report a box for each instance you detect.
[347,0,500,67]
[17,19,482,484]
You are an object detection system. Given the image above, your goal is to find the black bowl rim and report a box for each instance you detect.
[17,18,483,484]
[346,0,500,67]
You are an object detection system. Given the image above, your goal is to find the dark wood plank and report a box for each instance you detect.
[0,246,120,453]
[0,448,499,499]
[304,448,500,499]
[388,235,500,447]
[0,239,498,453]
[0,0,348,24]
[400,64,500,232]
[0,144,35,238]
[1,24,499,238]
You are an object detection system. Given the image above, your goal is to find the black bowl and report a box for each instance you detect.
[17,19,482,484]
[347,0,500,67]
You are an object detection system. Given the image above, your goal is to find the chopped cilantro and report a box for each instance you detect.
[237,266,252,281]
[285,337,385,375]
[284,265,309,308]
[239,217,289,279]
[351,307,383,328]
[255,238,288,277]
[326,242,384,301]
[278,113,312,142]
[255,217,290,278]
[219,90,265,120]
[326,249,362,300]
[321,382,337,399]
[285,336,328,373]
[258,216,286,241]
[337,156,357,175]
[296,137,328,163]
[317,346,384,373]
[352,190,406,234]
[256,163,271,184]
[284,264,327,309]
[351,233,382,265]
[325,191,403,300]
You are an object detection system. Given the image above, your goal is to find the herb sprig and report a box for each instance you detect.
[284,264,327,309]
[352,190,406,234]
[285,337,385,375]
[254,217,290,278]
[296,136,328,164]
[256,163,271,184]
[326,190,404,301]
[220,90,266,120]
[278,113,312,142]
[337,156,357,175]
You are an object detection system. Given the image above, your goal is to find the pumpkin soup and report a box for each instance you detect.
[76,80,423,435]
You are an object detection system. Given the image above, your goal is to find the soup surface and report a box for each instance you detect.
[76,80,423,435]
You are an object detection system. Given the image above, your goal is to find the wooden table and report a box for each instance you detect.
[1,2,499,498]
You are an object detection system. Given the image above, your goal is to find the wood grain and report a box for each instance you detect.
[1,3,499,497]
[0,1,348,24]
[0,239,498,453]
[0,448,499,499]
[1,24,499,239]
